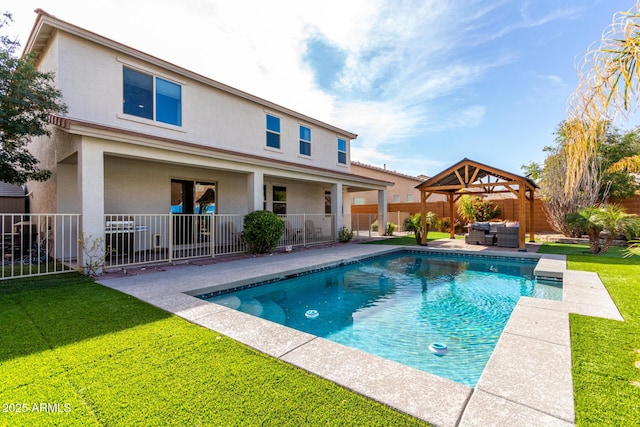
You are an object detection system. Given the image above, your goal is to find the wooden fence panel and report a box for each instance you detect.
[351,195,640,233]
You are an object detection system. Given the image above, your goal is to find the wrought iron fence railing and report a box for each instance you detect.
[0,212,341,278]
[277,214,335,248]
[104,213,248,269]
[0,214,81,280]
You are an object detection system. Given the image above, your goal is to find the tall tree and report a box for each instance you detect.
[536,122,602,236]
[599,125,640,200]
[566,3,640,181]
[0,12,67,185]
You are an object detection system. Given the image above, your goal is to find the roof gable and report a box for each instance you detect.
[415,158,538,194]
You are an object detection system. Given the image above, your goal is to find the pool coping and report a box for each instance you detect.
[97,245,623,427]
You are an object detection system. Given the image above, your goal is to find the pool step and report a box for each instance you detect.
[533,254,566,282]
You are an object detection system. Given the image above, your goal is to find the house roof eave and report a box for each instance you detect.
[55,116,388,190]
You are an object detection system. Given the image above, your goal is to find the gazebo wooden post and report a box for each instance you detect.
[420,189,427,245]
[529,188,536,242]
[448,193,455,239]
[518,184,526,251]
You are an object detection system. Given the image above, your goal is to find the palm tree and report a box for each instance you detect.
[403,212,437,245]
[566,3,640,187]
[566,205,640,254]
[597,204,640,254]
[566,207,604,254]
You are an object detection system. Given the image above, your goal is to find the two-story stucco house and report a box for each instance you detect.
[21,10,389,266]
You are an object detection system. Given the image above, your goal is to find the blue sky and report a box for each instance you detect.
[3,0,634,177]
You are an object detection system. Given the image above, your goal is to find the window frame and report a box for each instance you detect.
[337,138,347,164]
[299,125,311,156]
[266,114,281,149]
[272,185,287,214]
[122,66,183,127]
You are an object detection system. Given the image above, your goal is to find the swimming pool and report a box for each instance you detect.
[200,251,562,387]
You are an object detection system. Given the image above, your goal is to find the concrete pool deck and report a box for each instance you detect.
[97,241,623,426]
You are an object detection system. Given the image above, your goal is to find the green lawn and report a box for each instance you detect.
[361,231,461,246]
[537,243,640,426]
[0,274,427,426]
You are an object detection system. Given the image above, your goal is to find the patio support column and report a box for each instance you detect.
[529,189,536,242]
[518,184,526,251]
[331,183,343,238]
[247,171,263,212]
[377,188,387,237]
[78,140,105,269]
[448,194,455,239]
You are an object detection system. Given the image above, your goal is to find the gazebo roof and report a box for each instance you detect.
[415,158,538,195]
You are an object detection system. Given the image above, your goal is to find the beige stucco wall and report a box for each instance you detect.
[104,156,243,214]
[349,164,446,205]
[350,164,420,204]
[52,32,352,174]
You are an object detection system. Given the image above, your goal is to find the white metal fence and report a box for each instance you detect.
[0,212,340,279]
[104,213,248,268]
[344,212,411,238]
[104,213,335,269]
[1,214,81,280]
[277,214,335,247]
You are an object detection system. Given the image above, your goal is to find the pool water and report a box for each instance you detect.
[202,251,562,387]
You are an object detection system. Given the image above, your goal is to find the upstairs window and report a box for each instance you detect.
[266,114,281,149]
[299,125,311,156]
[123,66,182,126]
[156,78,182,126]
[123,67,153,120]
[337,138,347,164]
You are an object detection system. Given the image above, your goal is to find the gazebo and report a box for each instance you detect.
[415,158,539,251]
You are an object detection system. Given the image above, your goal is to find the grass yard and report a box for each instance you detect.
[537,244,640,426]
[0,274,428,426]
[362,231,461,246]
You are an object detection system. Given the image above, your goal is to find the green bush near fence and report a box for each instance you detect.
[242,210,285,254]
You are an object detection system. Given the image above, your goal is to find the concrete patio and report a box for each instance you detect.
[97,240,623,426]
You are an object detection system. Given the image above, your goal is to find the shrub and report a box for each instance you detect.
[403,212,436,245]
[338,226,354,243]
[385,222,397,236]
[370,221,397,235]
[456,195,501,223]
[566,204,640,254]
[242,210,284,254]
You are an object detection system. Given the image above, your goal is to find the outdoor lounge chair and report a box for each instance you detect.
[465,228,487,245]
[283,220,301,245]
[496,226,519,248]
[305,219,322,241]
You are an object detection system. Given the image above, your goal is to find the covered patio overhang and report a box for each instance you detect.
[415,158,539,251]
[48,116,392,247]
